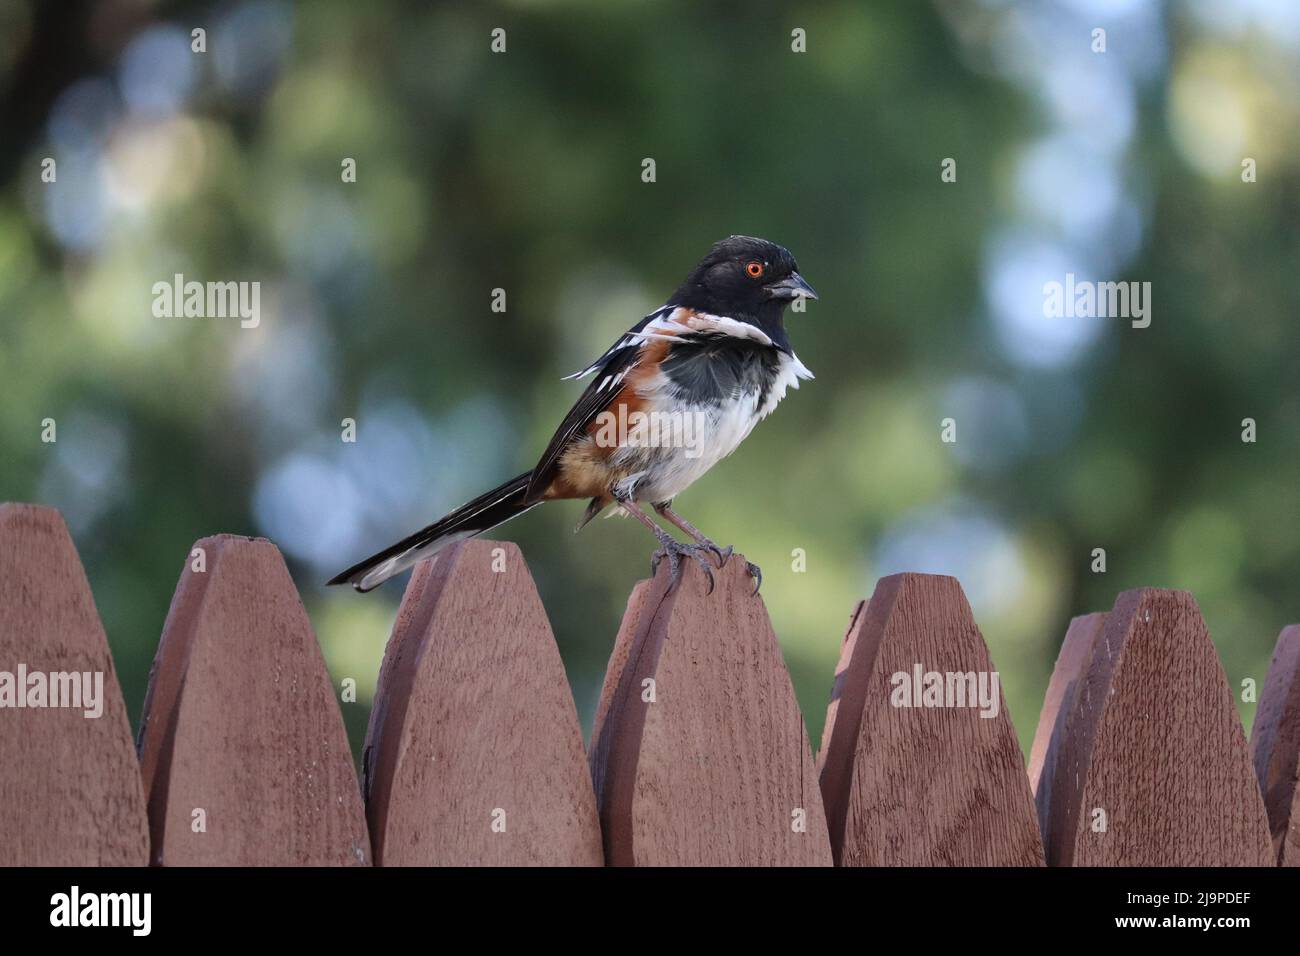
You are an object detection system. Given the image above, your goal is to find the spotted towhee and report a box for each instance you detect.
[329,235,816,594]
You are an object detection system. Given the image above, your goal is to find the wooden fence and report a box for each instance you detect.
[0,501,1296,866]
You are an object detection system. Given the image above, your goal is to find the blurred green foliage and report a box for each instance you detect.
[1,0,1297,765]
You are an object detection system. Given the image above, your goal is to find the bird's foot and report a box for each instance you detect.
[650,538,718,594]
[746,561,763,596]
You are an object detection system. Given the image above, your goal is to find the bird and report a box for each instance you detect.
[328,235,816,595]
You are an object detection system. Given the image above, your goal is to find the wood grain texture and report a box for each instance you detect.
[818,573,1043,866]
[0,504,149,865]
[1250,623,1300,865]
[363,539,602,866]
[1030,612,1107,838]
[590,556,831,866]
[137,535,370,865]
[1043,588,1272,866]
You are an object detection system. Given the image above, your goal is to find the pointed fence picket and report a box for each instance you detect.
[817,573,1043,866]
[363,539,602,866]
[137,534,370,865]
[590,558,831,866]
[1035,589,1272,866]
[0,505,148,866]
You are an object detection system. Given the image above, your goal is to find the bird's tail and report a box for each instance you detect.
[327,470,539,592]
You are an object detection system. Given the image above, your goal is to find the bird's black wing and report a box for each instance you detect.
[559,306,671,380]
[523,312,674,504]
[523,342,647,504]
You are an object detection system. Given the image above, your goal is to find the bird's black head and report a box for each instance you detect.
[668,236,816,348]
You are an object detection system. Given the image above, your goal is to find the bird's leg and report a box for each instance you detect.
[613,493,717,594]
[652,501,733,567]
[653,501,762,595]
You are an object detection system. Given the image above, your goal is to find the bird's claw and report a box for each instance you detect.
[650,548,665,577]
[651,539,716,594]
[706,543,734,567]
[746,561,762,596]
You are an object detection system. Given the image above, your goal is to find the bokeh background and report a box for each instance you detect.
[2,0,1297,761]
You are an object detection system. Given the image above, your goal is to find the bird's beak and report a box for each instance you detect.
[765,272,818,301]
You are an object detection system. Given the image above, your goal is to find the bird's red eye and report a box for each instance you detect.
[745,261,764,278]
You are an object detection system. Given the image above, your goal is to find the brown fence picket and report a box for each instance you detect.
[1251,624,1300,866]
[363,539,602,866]
[137,534,370,865]
[590,557,831,866]
[0,504,149,865]
[818,573,1043,866]
[1028,612,1107,838]
[1040,588,1272,866]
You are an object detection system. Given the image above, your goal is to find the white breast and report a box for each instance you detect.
[621,350,813,503]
